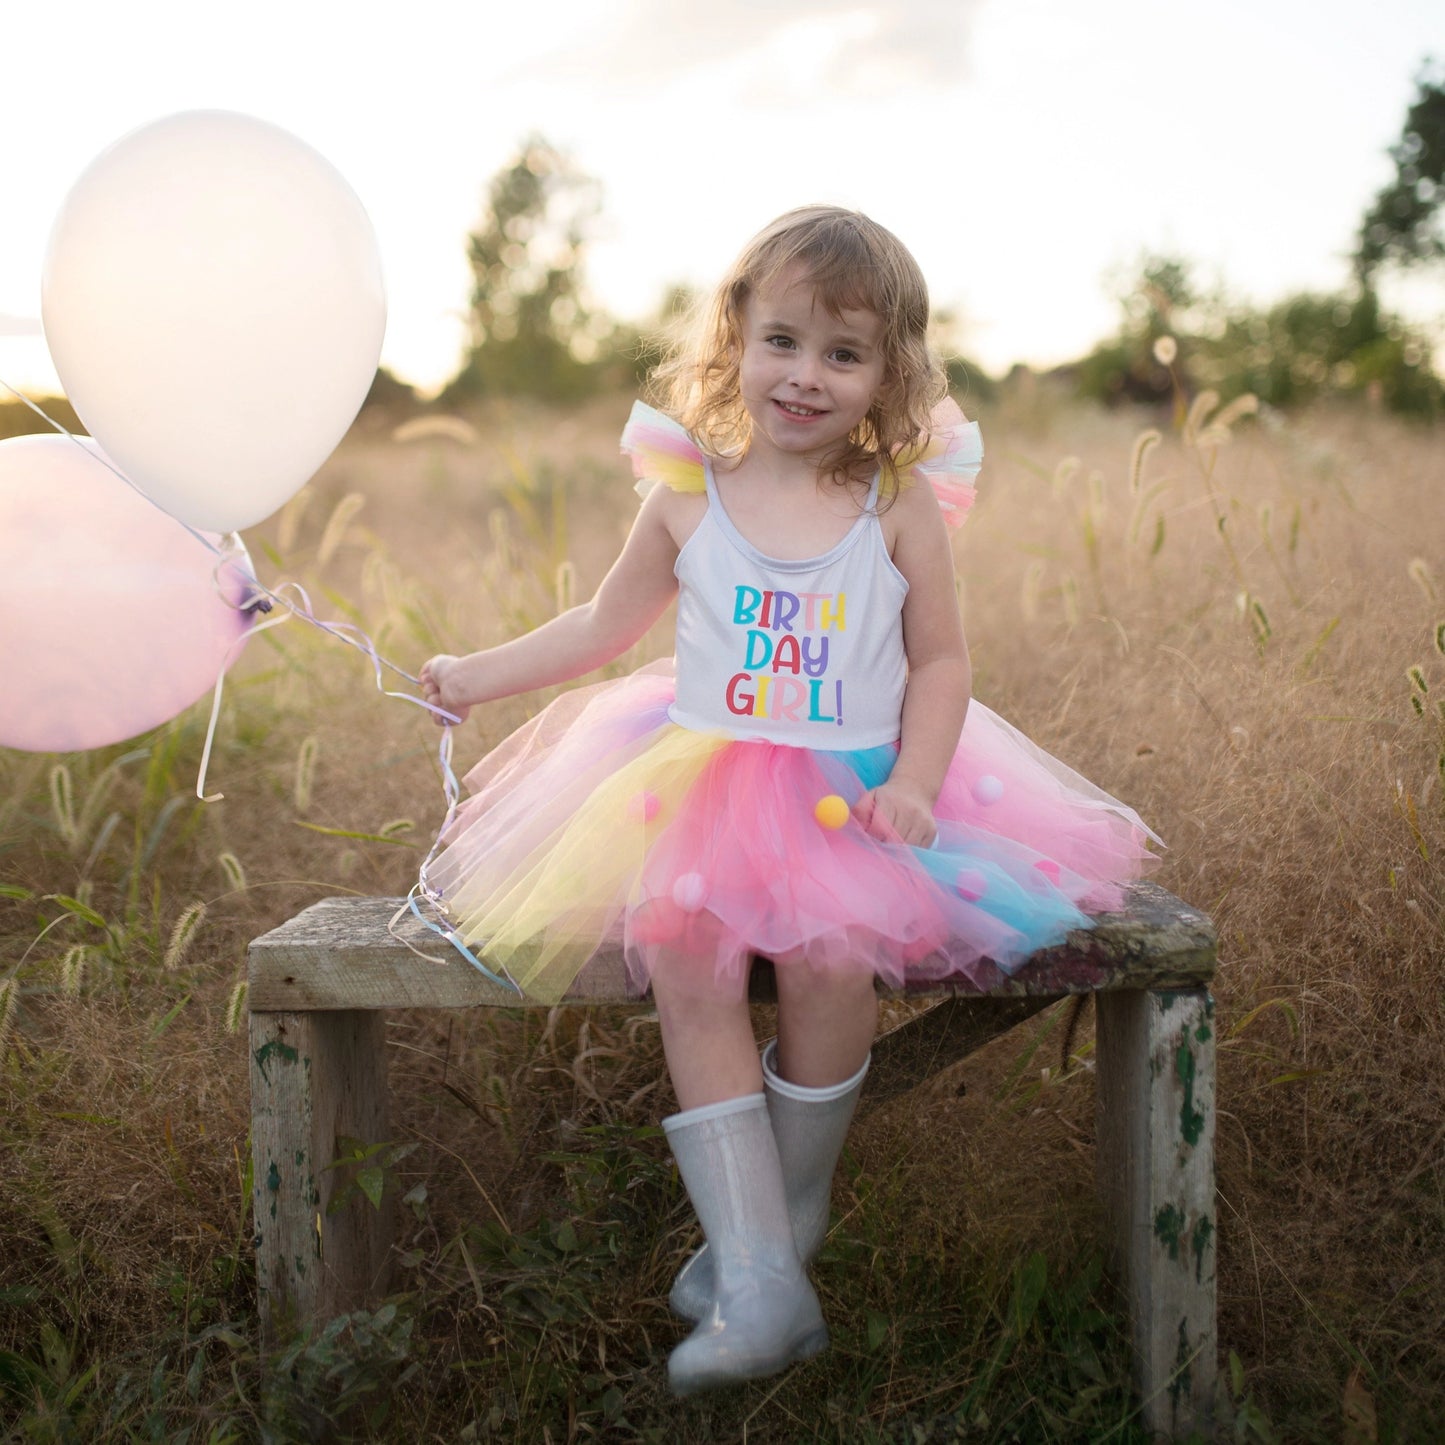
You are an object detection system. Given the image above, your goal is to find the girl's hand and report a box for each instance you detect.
[419,654,471,728]
[854,779,938,848]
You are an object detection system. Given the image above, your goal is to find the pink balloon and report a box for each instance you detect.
[0,435,256,752]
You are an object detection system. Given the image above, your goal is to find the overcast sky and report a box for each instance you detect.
[1,0,1440,397]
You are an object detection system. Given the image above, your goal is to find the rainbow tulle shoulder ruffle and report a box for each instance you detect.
[621,402,709,497]
[895,397,982,530]
[620,399,983,530]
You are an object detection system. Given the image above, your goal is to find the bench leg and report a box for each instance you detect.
[249,1010,392,1345]
[1096,988,1217,1439]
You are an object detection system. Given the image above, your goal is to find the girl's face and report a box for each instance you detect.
[736,269,886,468]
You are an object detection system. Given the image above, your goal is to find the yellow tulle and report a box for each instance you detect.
[448,725,728,1000]
[630,450,707,497]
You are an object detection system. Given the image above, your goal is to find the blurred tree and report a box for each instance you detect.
[1073,253,1216,406]
[1356,61,1445,278]
[930,303,997,405]
[443,135,623,403]
[638,282,696,376]
[1073,255,1441,418]
[943,355,998,406]
[1197,289,1438,416]
[359,365,418,417]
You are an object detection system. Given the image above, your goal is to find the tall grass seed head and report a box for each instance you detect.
[59,945,91,997]
[1184,389,1220,445]
[164,901,208,971]
[225,975,249,1035]
[0,978,15,1060]
[49,764,77,847]
[1408,558,1436,601]
[1129,430,1161,494]
[294,735,319,813]
[1213,393,1259,431]
[318,492,366,565]
[217,852,247,892]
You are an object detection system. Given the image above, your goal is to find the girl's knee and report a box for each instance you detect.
[651,951,750,1021]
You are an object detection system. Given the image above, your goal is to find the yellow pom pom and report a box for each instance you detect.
[814,794,850,830]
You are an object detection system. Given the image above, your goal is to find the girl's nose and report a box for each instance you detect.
[788,353,822,390]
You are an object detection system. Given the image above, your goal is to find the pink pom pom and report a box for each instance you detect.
[627,789,661,823]
[972,774,1004,806]
[1034,859,1061,885]
[956,867,987,902]
[672,872,708,912]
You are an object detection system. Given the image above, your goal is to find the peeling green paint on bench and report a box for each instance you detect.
[1175,1038,1206,1149]
[1155,1202,1185,1261]
[253,1037,298,1082]
[1191,1215,1215,1285]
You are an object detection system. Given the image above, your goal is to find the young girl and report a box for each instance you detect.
[419,206,1158,1395]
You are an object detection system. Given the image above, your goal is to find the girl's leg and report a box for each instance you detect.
[650,949,761,1110]
[650,949,825,1393]
[669,961,877,1324]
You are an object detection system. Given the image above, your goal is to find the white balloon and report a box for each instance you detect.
[42,110,386,533]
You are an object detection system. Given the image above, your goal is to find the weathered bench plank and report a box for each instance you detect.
[247,879,1218,1439]
[247,881,1215,1010]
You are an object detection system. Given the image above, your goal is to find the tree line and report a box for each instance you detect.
[1071,61,1443,418]
[7,68,1441,438]
[418,64,1443,420]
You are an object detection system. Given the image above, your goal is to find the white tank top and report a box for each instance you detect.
[669,461,908,748]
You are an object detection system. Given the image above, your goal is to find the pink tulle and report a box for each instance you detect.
[430,663,1160,1003]
[620,403,708,471]
[626,740,1027,992]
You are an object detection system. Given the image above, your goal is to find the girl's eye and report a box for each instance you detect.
[832,349,859,365]
[766,334,794,350]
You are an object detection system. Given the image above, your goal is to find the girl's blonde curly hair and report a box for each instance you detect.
[647,206,949,492]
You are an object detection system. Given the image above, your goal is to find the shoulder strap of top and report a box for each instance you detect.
[894,397,984,531]
[619,400,707,499]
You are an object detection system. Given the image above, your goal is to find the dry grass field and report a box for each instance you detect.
[1,387,1442,1441]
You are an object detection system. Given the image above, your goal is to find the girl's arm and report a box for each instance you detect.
[854,479,972,846]
[420,484,683,724]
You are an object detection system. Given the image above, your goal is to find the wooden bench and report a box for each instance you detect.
[247,881,1218,1438]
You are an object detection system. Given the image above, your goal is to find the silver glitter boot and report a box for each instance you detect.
[669,1043,868,1323]
[663,1094,828,1395]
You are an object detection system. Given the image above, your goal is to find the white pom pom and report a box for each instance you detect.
[672,872,708,911]
[972,774,1004,806]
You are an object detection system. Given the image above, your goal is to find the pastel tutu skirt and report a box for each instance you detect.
[429,662,1161,1003]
